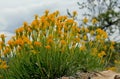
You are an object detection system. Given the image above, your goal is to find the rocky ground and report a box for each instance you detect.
[58,70,120,79]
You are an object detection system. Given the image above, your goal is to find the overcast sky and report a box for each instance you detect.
[0,0,80,32]
[0,0,119,41]
[0,0,81,40]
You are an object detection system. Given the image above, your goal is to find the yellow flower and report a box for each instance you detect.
[2,64,9,69]
[111,41,115,45]
[48,34,53,39]
[98,51,106,58]
[45,10,49,16]
[47,39,53,45]
[0,46,2,50]
[0,41,4,46]
[34,41,42,47]
[83,35,87,41]
[23,22,28,27]
[15,38,24,46]
[22,36,31,44]
[66,19,74,25]
[8,40,14,45]
[0,34,6,39]
[114,60,120,64]
[83,17,88,24]
[110,45,114,50]
[103,46,107,50]
[74,38,80,42]
[91,48,98,56]
[89,41,93,47]
[34,14,39,20]
[45,45,51,49]
[73,11,77,17]
[102,33,108,38]
[107,67,116,71]
[96,35,101,40]
[85,28,89,33]
[64,25,68,32]
[80,46,86,51]
[90,30,94,35]
[17,46,22,52]
[54,10,60,16]
[3,46,11,56]
[92,18,98,24]
[60,40,66,45]
[76,27,80,32]
[31,20,39,28]
[0,61,9,69]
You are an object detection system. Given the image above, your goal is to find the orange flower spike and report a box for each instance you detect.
[90,30,94,35]
[98,51,106,58]
[7,40,14,48]
[83,35,88,41]
[111,41,115,45]
[31,19,40,30]
[0,41,4,46]
[0,61,9,69]
[23,22,28,30]
[110,45,114,50]
[48,34,53,39]
[47,39,53,44]
[15,39,24,46]
[73,11,77,17]
[3,47,11,56]
[92,18,98,24]
[66,19,74,25]
[83,17,88,24]
[0,46,2,50]
[74,38,80,43]
[23,22,28,27]
[34,41,42,47]
[107,67,116,71]
[45,10,49,16]
[19,27,24,33]
[64,25,68,32]
[0,34,6,39]
[2,64,9,69]
[96,28,103,35]
[22,36,31,44]
[102,33,108,38]
[45,45,51,49]
[55,10,60,16]
[96,35,101,40]
[34,14,39,20]
[0,34,6,42]
[60,40,66,45]
[80,46,86,51]
[85,28,89,33]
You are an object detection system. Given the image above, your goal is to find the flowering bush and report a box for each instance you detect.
[0,10,118,78]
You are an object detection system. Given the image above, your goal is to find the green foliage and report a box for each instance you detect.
[1,46,103,79]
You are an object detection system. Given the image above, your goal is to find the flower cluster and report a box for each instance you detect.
[0,10,117,72]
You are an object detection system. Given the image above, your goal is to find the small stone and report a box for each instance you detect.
[61,77,69,79]
[69,76,76,79]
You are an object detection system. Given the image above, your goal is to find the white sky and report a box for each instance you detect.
[0,0,81,41]
[0,0,119,41]
[0,0,80,32]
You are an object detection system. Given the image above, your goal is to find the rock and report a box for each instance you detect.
[91,70,120,79]
[58,70,120,79]
[61,77,69,79]
[69,76,76,79]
